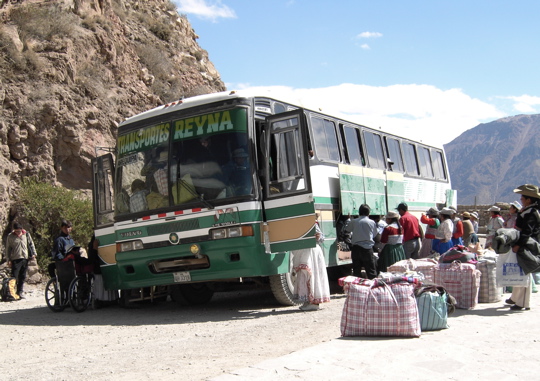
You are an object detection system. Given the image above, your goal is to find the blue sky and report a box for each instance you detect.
[173,0,540,146]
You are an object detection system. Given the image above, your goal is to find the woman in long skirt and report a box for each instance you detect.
[292,223,331,311]
[378,211,406,272]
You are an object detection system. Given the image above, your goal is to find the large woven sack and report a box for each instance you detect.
[475,258,501,303]
[387,258,438,283]
[433,262,481,309]
[339,277,420,337]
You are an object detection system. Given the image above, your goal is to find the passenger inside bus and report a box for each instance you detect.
[221,148,252,196]
[129,179,149,212]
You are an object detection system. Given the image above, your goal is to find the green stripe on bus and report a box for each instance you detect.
[264,202,315,220]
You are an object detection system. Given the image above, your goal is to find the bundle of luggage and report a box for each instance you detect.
[339,275,456,337]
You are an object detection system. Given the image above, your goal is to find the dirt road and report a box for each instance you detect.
[0,282,347,381]
[4,278,539,381]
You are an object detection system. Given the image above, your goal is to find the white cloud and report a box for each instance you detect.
[357,31,383,39]
[174,0,236,21]
[505,95,540,113]
[232,83,505,146]
[360,43,370,50]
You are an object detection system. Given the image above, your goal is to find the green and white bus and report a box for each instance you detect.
[92,90,455,305]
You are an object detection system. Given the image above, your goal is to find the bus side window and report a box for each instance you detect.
[418,146,434,178]
[385,137,404,172]
[311,117,340,162]
[363,131,385,169]
[431,149,447,180]
[403,142,420,176]
[341,124,365,166]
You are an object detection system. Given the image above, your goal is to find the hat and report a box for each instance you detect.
[462,212,471,218]
[233,148,248,158]
[426,207,439,216]
[514,184,540,199]
[470,212,479,219]
[65,244,81,254]
[510,201,522,210]
[440,207,454,216]
[385,211,400,219]
[396,202,408,211]
[487,206,500,212]
[156,151,168,162]
[449,206,457,211]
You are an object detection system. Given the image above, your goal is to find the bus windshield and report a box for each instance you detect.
[115,108,251,216]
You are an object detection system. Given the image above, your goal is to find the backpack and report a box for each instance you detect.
[1,277,20,302]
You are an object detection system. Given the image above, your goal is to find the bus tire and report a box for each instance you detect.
[269,273,300,306]
[170,283,214,306]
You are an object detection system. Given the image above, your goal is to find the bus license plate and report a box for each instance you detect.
[173,271,191,283]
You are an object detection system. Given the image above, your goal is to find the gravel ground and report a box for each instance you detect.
[0,281,347,381]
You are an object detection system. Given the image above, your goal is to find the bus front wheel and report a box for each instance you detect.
[170,283,214,306]
[269,273,300,306]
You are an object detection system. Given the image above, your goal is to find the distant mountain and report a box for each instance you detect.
[444,114,540,205]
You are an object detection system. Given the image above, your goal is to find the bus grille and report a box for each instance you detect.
[147,219,200,236]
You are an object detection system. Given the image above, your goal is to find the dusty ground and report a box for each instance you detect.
[3,274,539,381]
[0,281,347,381]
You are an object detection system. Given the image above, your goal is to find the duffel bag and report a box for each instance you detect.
[339,277,420,337]
[414,285,452,331]
[476,258,501,303]
[433,261,481,309]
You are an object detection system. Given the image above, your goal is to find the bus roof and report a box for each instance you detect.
[119,89,443,149]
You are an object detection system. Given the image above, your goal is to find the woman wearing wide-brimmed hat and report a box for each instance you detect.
[503,201,522,229]
[506,184,540,311]
[433,208,454,254]
[377,211,406,272]
[419,207,440,258]
[485,205,504,248]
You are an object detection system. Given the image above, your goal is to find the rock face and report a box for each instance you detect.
[444,114,540,205]
[0,1,225,232]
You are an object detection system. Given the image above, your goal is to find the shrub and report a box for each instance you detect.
[17,178,94,271]
[10,4,79,41]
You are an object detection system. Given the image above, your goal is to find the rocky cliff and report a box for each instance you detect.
[0,0,225,231]
[444,114,540,205]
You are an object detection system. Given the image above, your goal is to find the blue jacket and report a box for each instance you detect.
[51,232,74,261]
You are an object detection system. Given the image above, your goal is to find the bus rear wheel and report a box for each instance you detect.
[170,283,214,306]
[269,272,300,306]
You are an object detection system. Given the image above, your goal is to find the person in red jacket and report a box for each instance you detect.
[449,206,464,246]
[419,207,440,258]
[397,202,422,259]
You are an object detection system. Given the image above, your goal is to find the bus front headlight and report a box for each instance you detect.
[210,225,254,240]
[117,240,144,252]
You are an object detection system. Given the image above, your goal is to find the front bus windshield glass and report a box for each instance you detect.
[171,108,251,205]
[114,108,251,217]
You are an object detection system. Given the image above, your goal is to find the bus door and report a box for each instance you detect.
[261,110,316,253]
[91,154,117,276]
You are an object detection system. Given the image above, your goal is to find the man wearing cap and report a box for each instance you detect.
[507,184,540,311]
[343,204,380,279]
[49,219,76,278]
[5,221,37,298]
[486,206,504,248]
[396,202,421,259]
